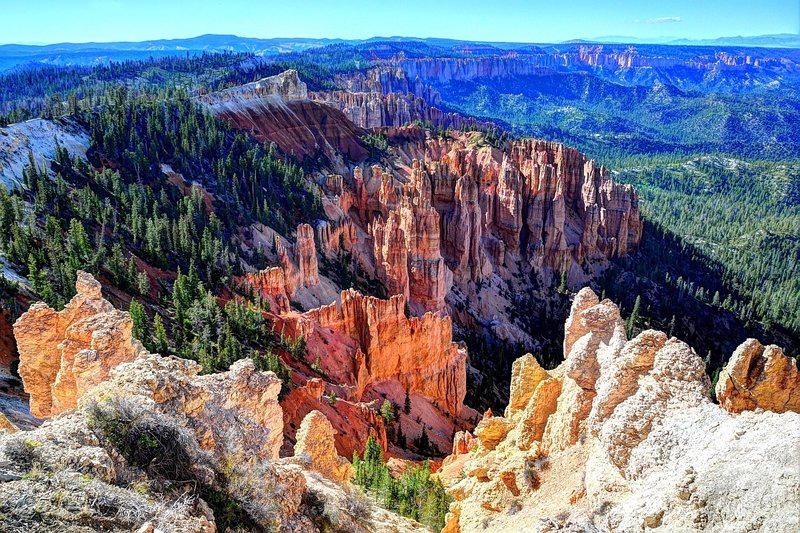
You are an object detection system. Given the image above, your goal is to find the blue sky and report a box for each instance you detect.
[2,0,798,45]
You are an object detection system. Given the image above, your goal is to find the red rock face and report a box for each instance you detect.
[13,272,142,418]
[287,289,467,418]
[282,378,388,460]
[236,223,320,312]
[202,70,369,165]
[332,129,641,327]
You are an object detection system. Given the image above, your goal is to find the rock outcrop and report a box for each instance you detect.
[312,89,492,131]
[90,354,284,461]
[293,410,354,483]
[325,129,640,342]
[13,271,144,418]
[440,288,800,533]
[282,377,389,461]
[715,338,800,414]
[202,70,369,165]
[238,222,321,312]
[293,289,467,417]
[4,272,424,532]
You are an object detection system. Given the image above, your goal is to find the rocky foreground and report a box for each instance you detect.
[1,273,799,532]
[438,288,800,532]
[1,272,423,532]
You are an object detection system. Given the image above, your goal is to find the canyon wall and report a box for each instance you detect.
[311,89,491,131]
[202,70,369,165]
[287,289,467,417]
[389,47,798,86]
[323,128,640,342]
[440,288,800,532]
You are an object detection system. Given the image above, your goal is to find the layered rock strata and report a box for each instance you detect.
[289,289,467,417]
[3,276,422,532]
[329,130,641,328]
[441,287,800,532]
[202,70,369,164]
[237,222,321,312]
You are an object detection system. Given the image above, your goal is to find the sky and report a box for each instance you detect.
[1,0,798,45]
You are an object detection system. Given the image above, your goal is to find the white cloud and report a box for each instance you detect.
[637,16,683,24]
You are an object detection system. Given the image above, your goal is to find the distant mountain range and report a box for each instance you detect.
[1,33,797,72]
[580,33,800,47]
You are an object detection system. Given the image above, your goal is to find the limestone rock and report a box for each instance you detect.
[451,430,476,456]
[0,412,18,433]
[89,354,284,461]
[504,354,550,419]
[439,288,800,533]
[474,416,512,451]
[14,271,143,418]
[333,129,640,344]
[716,338,800,413]
[202,70,369,165]
[293,410,354,483]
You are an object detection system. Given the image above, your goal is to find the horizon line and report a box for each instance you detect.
[1,31,798,48]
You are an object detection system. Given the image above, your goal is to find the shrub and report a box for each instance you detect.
[341,486,372,527]
[86,397,200,484]
[4,437,42,471]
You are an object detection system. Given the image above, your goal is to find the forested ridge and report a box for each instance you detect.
[0,81,325,380]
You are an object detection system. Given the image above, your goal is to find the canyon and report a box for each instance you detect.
[0,41,798,533]
[207,70,641,349]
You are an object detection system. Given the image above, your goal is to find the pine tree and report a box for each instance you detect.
[558,271,568,294]
[626,295,641,338]
[129,299,150,349]
[136,271,150,296]
[404,388,411,415]
[415,426,430,455]
[381,399,395,424]
[153,313,169,354]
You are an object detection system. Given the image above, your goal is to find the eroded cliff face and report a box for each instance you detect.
[13,271,285,460]
[439,288,800,533]
[202,70,369,166]
[387,47,797,86]
[3,272,422,532]
[292,289,466,415]
[281,377,389,461]
[237,222,322,313]
[311,89,490,131]
[13,271,144,418]
[321,128,640,342]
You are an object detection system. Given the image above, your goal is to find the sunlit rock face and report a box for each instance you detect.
[327,128,640,345]
[14,271,143,418]
[715,338,800,414]
[439,288,800,533]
